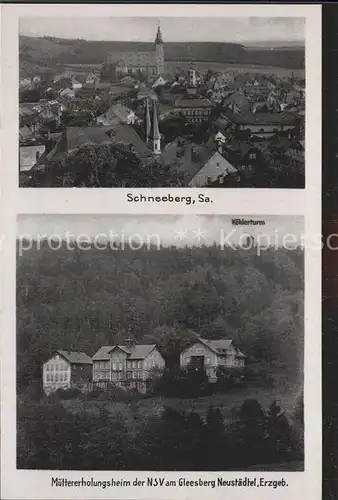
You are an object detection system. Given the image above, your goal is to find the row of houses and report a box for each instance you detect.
[42,337,246,394]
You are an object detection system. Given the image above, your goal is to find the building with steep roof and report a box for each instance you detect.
[92,342,165,392]
[180,337,246,382]
[96,103,137,126]
[162,137,237,187]
[43,124,152,166]
[106,23,164,77]
[42,350,93,394]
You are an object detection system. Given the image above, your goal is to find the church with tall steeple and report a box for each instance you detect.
[106,22,164,76]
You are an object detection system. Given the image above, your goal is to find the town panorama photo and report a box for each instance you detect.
[19,17,305,188]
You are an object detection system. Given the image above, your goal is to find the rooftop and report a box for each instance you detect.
[175,98,213,108]
[65,124,152,157]
[92,344,157,361]
[19,145,46,172]
[223,110,298,126]
[58,350,93,365]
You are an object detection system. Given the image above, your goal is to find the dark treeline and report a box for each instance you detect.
[17,394,304,470]
[19,36,305,77]
[17,243,304,393]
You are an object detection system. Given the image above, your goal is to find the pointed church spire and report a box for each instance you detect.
[152,100,161,155]
[155,21,163,44]
[145,98,151,144]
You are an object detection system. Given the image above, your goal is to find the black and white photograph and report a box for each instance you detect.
[19,16,305,188]
[17,214,304,472]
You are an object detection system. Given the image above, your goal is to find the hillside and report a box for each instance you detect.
[19,35,305,77]
[17,243,304,393]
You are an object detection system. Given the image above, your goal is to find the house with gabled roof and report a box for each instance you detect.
[42,349,92,394]
[92,341,165,392]
[180,337,246,382]
[97,103,137,126]
[162,137,237,187]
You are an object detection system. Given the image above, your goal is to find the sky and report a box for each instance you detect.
[19,17,305,43]
[17,214,304,249]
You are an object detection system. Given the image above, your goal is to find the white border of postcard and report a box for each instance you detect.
[1,3,321,500]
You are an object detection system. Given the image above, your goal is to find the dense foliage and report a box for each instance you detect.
[17,395,303,470]
[17,243,304,392]
[25,144,186,187]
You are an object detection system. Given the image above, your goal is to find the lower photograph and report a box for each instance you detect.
[17,214,304,472]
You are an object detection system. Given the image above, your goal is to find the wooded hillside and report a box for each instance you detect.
[19,35,305,76]
[17,243,304,393]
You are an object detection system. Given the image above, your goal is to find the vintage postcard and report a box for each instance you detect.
[0,3,321,500]
[17,14,305,188]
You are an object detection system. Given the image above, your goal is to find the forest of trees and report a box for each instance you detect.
[17,243,304,470]
[17,243,304,391]
[17,395,304,470]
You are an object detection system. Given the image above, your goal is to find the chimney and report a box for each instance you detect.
[191,147,199,162]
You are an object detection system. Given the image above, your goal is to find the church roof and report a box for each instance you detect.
[108,50,157,68]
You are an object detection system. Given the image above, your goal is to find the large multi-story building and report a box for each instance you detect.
[92,341,165,392]
[174,97,214,124]
[105,24,164,77]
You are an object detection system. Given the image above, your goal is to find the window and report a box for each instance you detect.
[112,362,116,370]
[55,373,59,382]
[55,364,59,371]
[46,374,50,382]
[205,357,210,365]
[196,348,204,354]
[137,361,142,369]
[127,361,131,369]
[186,357,191,364]
[132,361,137,369]
[249,153,256,160]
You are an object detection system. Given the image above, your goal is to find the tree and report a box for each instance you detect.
[231,399,268,468]
[266,401,297,462]
[28,143,186,188]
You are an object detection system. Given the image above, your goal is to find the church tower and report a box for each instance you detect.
[155,22,164,75]
[152,101,161,155]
